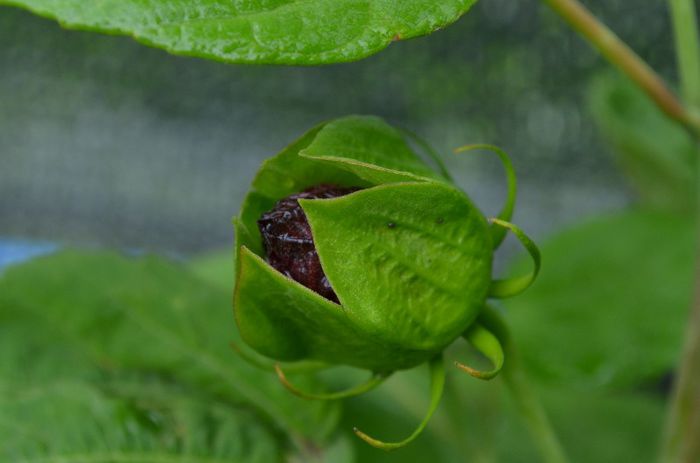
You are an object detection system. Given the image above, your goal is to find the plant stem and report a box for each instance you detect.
[541,0,700,136]
[480,306,569,463]
[662,270,700,463]
[661,2,700,462]
[668,0,700,108]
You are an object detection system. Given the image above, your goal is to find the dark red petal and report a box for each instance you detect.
[257,184,360,302]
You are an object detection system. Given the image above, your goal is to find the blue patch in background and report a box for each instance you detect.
[0,239,58,271]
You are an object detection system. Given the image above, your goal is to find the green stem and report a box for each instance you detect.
[662,272,700,463]
[668,0,700,108]
[541,0,700,136]
[661,2,700,462]
[480,306,569,463]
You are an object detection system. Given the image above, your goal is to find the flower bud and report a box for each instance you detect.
[232,116,540,449]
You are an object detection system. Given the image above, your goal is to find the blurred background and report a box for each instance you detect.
[3,0,676,253]
[1,1,696,462]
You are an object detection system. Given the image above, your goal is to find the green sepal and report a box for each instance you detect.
[455,144,517,248]
[488,218,541,298]
[235,116,443,254]
[234,246,432,371]
[456,322,505,380]
[229,338,330,374]
[235,122,365,254]
[299,116,447,184]
[300,181,492,353]
[354,354,446,450]
[275,366,391,400]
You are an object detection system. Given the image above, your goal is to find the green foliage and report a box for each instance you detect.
[0,251,347,461]
[0,0,477,65]
[498,386,665,462]
[589,74,698,212]
[0,379,282,463]
[190,249,235,292]
[339,361,665,462]
[504,211,695,388]
[0,295,283,462]
[0,237,675,462]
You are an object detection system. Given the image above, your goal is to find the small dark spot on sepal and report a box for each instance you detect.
[387,222,397,229]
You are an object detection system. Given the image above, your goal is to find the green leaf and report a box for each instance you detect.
[1,0,478,65]
[0,300,283,462]
[498,387,665,463]
[589,74,698,212]
[503,211,695,388]
[0,379,282,463]
[301,181,492,354]
[0,307,95,385]
[190,248,235,292]
[0,251,341,440]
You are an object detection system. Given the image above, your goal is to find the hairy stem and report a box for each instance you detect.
[661,1,700,461]
[480,306,569,463]
[541,0,700,135]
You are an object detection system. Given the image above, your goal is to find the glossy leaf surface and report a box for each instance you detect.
[1,0,478,65]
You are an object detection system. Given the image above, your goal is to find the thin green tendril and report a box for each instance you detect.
[454,144,517,248]
[275,365,391,400]
[353,354,445,450]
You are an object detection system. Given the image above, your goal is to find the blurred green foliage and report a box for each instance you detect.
[0,249,672,462]
[0,252,343,462]
[590,74,697,212]
[505,211,694,388]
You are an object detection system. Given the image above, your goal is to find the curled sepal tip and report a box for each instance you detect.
[353,354,445,451]
[456,322,505,380]
[275,364,391,401]
[454,144,517,249]
[488,218,541,298]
